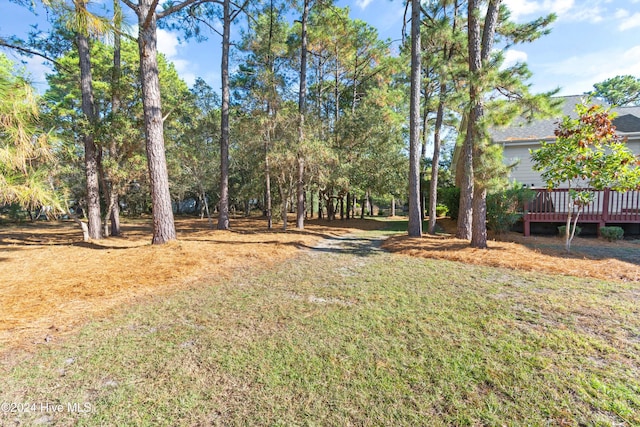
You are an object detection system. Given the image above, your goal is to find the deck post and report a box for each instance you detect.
[602,188,610,224]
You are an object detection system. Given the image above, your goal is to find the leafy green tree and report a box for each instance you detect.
[39,0,111,239]
[589,75,640,107]
[233,1,292,228]
[0,54,61,213]
[45,38,192,229]
[531,101,640,252]
[166,78,220,226]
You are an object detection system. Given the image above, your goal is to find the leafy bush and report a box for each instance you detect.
[599,226,624,241]
[435,204,448,217]
[439,187,460,220]
[487,185,536,234]
[558,225,582,237]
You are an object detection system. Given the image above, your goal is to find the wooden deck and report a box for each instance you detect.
[523,188,640,236]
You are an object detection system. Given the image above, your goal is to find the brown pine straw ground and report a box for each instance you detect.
[0,216,380,352]
[1,215,639,353]
[382,218,640,283]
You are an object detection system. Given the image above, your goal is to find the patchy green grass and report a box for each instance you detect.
[1,230,639,426]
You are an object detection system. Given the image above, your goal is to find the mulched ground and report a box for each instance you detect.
[2,215,637,353]
[382,218,640,283]
[0,216,374,351]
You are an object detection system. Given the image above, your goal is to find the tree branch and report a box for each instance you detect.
[158,0,204,20]
[121,0,139,13]
[229,0,250,22]
[142,0,161,29]
[187,7,223,38]
[0,39,71,72]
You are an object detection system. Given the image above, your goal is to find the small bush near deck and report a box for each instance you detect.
[487,185,536,235]
[558,225,582,237]
[599,226,624,241]
[435,204,448,217]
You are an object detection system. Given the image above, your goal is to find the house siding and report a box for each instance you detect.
[502,143,546,187]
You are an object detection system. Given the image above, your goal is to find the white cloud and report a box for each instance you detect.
[503,0,614,23]
[504,0,574,22]
[618,11,640,30]
[171,59,196,87]
[157,29,180,58]
[355,0,374,10]
[502,49,528,68]
[156,28,197,86]
[537,44,640,95]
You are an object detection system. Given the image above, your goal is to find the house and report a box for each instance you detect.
[492,95,640,236]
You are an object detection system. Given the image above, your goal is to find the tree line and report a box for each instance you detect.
[3,0,635,247]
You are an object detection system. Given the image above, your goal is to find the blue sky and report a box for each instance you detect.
[1,0,639,97]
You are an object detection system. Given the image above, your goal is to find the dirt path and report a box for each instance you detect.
[310,231,389,255]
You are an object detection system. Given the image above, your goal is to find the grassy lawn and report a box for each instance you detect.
[1,228,639,426]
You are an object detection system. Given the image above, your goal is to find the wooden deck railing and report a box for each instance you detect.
[523,188,640,236]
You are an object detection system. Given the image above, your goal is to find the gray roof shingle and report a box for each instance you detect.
[490,95,640,142]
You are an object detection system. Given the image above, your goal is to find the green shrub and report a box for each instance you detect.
[435,204,448,217]
[599,226,624,241]
[487,185,536,234]
[558,225,582,237]
[439,187,460,220]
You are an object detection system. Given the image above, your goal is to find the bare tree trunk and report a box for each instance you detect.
[327,190,334,221]
[468,0,501,248]
[421,97,429,160]
[391,196,396,217]
[279,181,288,231]
[352,195,357,218]
[296,0,309,230]
[346,192,351,219]
[457,122,474,240]
[136,2,176,244]
[470,184,487,248]
[217,0,231,230]
[76,32,102,240]
[108,0,123,237]
[408,0,422,237]
[429,83,446,235]
[200,185,213,228]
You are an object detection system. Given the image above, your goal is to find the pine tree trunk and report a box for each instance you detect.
[467,0,501,248]
[470,185,487,248]
[457,120,475,239]
[109,198,120,236]
[76,32,102,240]
[137,6,176,244]
[407,0,422,237]
[109,0,122,237]
[217,0,231,230]
[279,182,288,231]
[296,0,309,230]
[429,83,445,235]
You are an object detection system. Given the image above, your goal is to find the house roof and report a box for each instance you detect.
[491,95,640,143]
